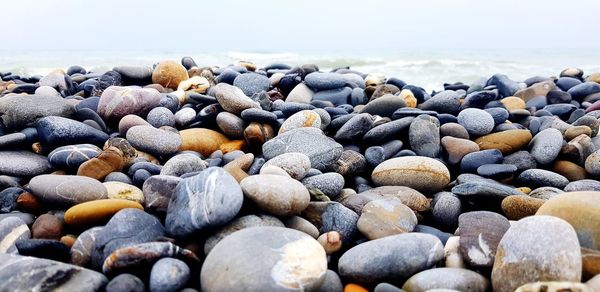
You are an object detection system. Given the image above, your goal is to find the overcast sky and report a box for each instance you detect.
[3,0,599,52]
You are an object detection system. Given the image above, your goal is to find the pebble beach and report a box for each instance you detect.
[0,57,600,291]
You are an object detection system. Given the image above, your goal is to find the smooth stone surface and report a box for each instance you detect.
[278,110,322,134]
[36,116,109,149]
[106,273,145,292]
[529,128,563,165]
[262,152,311,179]
[126,125,182,157]
[213,83,260,114]
[301,172,345,199]
[475,129,532,154]
[338,233,444,285]
[517,169,569,189]
[0,217,30,254]
[402,268,489,292]
[458,211,510,268]
[179,128,229,157]
[0,253,107,291]
[151,60,188,89]
[441,136,479,165]
[372,156,450,193]
[70,226,103,267]
[97,86,161,122]
[142,175,182,212]
[104,181,145,204]
[201,227,327,292]
[161,153,207,177]
[263,127,343,171]
[0,94,74,130]
[536,191,600,250]
[501,195,545,220]
[305,72,346,90]
[149,258,190,292]
[233,72,271,96]
[357,198,417,240]
[29,175,108,205]
[204,214,284,254]
[457,108,495,136]
[241,174,310,216]
[491,216,582,292]
[409,115,441,158]
[64,199,143,226]
[335,113,373,140]
[166,167,243,238]
[48,144,102,169]
[302,202,359,242]
[0,151,52,177]
[452,181,523,199]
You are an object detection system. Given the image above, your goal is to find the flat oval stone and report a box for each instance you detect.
[126,125,181,157]
[48,144,102,169]
[338,233,444,285]
[149,258,190,292]
[204,214,284,254]
[64,199,143,227]
[0,217,30,254]
[536,191,600,250]
[179,128,229,157]
[491,215,582,292]
[457,108,495,136]
[97,86,162,123]
[361,95,406,117]
[372,156,450,193]
[263,127,343,171]
[213,83,260,114]
[305,72,346,91]
[475,129,532,154]
[301,173,345,200]
[357,198,417,240]
[0,94,75,130]
[402,268,489,292]
[161,153,207,177]
[501,195,545,220]
[517,169,569,189]
[0,151,52,177]
[262,152,311,180]
[241,174,310,216]
[529,128,563,165]
[201,227,327,292]
[29,175,108,206]
[458,211,510,268]
[166,167,243,238]
[451,181,523,199]
[278,110,322,134]
[233,72,271,96]
[0,253,107,291]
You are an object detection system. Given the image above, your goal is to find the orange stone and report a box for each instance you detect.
[16,191,44,214]
[64,199,144,226]
[77,147,125,180]
[475,129,532,154]
[219,140,246,154]
[179,128,229,157]
[151,60,189,89]
[60,235,77,248]
[553,160,587,181]
[344,283,369,292]
[500,96,526,110]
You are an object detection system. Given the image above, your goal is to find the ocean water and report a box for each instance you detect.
[1,49,599,92]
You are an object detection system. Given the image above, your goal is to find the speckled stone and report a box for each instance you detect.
[241,174,310,216]
[372,156,450,193]
[126,125,182,157]
[149,258,190,292]
[29,175,108,206]
[402,268,489,292]
[0,151,52,177]
[357,198,417,240]
[262,152,311,180]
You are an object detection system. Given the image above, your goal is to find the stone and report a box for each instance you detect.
[233,72,271,96]
[70,226,103,267]
[0,217,30,254]
[0,151,52,177]
[372,156,450,193]
[64,199,143,226]
[0,187,22,213]
[338,233,444,285]
[31,214,63,240]
[0,253,107,291]
[501,195,545,220]
[278,110,322,134]
[262,152,311,179]
[36,116,109,149]
[48,144,102,169]
[106,274,145,292]
[585,149,600,175]
[431,192,461,231]
[284,216,319,239]
[419,90,461,114]
[142,175,182,212]
[491,216,582,292]
[213,83,260,114]
[77,147,128,181]
[161,153,207,177]
[179,128,229,156]
[166,167,243,238]
[335,113,374,141]
[0,94,74,130]
[149,258,190,292]
[97,86,162,123]
[457,108,495,136]
[565,179,600,192]
[201,227,327,291]
[409,115,441,157]
[402,268,489,292]
[514,80,556,101]
[361,94,406,117]
[287,83,314,103]
[529,128,564,165]
[328,150,367,177]
[146,107,175,128]
[441,136,479,164]
[301,173,345,200]
[114,66,153,86]
[357,198,417,240]
[104,181,144,204]
[317,231,342,254]
[314,270,344,292]
[458,211,510,268]
[305,72,346,90]
[101,241,198,274]
[475,129,532,154]
[452,180,523,200]
[91,208,165,269]
[516,281,589,292]
[263,127,343,171]
[460,149,503,173]
[204,214,284,254]
[126,125,181,157]
[241,174,309,216]
[29,175,108,206]
[517,169,569,189]
[536,191,600,250]
[152,60,189,89]
[363,117,414,144]
[302,202,359,242]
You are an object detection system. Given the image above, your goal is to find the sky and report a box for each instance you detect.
[2,0,600,52]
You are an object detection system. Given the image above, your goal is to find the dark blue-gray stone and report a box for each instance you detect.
[462,90,498,108]
[92,208,165,269]
[150,258,190,292]
[15,239,71,262]
[460,149,503,173]
[233,73,270,96]
[413,224,452,245]
[301,172,345,200]
[48,144,101,169]
[36,116,109,149]
[113,66,153,86]
[302,201,358,242]
[363,117,414,144]
[485,107,509,125]
[0,151,52,177]
[431,192,461,231]
[0,217,30,254]
[334,113,373,140]
[567,82,600,99]
[215,68,240,85]
[165,167,243,238]
[305,72,346,90]
[488,74,519,97]
[477,164,518,180]
[517,169,569,189]
[564,179,600,192]
[142,175,182,213]
[106,273,145,292]
[0,187,23,213]
[361,95,406,117]
[556,77,582,91]
[240,108,278,124]
[0,253,107,291]
[0,94,75,130]
[420,90,461,114]
[503,150,537,172]
[451,181,523,199]
[409,115,440,158]
[365,146,386,168]
[313,87,352,106]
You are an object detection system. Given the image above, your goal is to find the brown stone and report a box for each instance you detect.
[370,84,400,99]
[64,199,144,227]
[586,72,600,83]
[224,166,248,183]
[151,60,189,89]
[60,235,77,248]
[372,156,450,193]
[441,136,480,164]
[243,122,274,151]
[179,128,229,156]
[553,160,588,181]
[475,129,532,154]
[224,153,254,171]
[219,140,246,154]
[582,247,600,281]
[514,80,556,101]
[77,146,126,180]
[500,96,526,110]
[565,125,592,140]
[16,191,44,214]
[459,211,510,269]
[32,214,64,240]
[357,198,417,240]
[501,195,545,220]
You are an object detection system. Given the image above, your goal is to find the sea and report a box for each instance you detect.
[1,49,599,93]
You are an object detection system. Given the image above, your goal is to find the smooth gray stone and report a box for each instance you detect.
[233,72,271,96]
[451,181,523,199]
[564,179,600,192]
[165,167,243,238]
[71,227,103,268]
[334,113,373,140]
[402,268,489,292]
[0,94,74,130]
[36,116,109,148]
[409,115,440,158]
[150,258,190,292]
[0,217,30,254]
[420,90,461,114]
[126,125,182,157]
[28,174,108,205]
[0,253,107,291]
[301,202,359,242]
[161,153,207,177]
[314,270,344,292]
[517,169,569,189]
[204,214,284,254]
[106,273,145,292]
[0,212,35,225]
[529,128,563,165]
[142,175,183,213]
[0,151,52,177]
[363,117,414,144]
[338,233,444,285]
[301,173,345,199]
[305,72,346,90]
